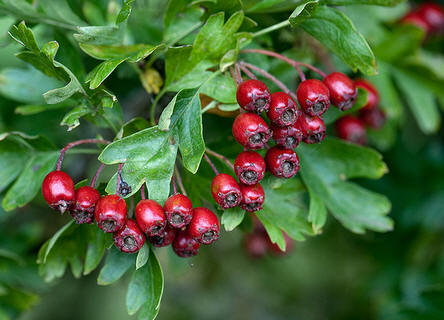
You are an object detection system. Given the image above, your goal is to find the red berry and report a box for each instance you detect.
[359,106,386,129]
[267,92,299,127]
[271,124,303,149]
[265,146,300,178]
[113,219,146,253]
[336,115,367,145]
[211,173,242,209]
[417,2,444,32]
[95,195,127,233]
[401,12,430,32]
[232,113,271,149]
[41,171,75,213]
[234,151,266,185]
[189,207,220,245]
[294,113,326,144]
[354,79,379,111]
[296,79,330,116]
[135,199,167,237]
[268,232,293,255]
[71,186,101,224]
[164,194,193,228]
[243,233,269,259]
[149,225,176,247]
[172,229,200,258]
[239,184,265,212]
[236,79,271,113]
[323,72,357,111]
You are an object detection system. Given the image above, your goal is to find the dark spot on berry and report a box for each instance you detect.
[151,224,163,235]
[224,192,239,207]
[123,236,137,251]
[312,102,326,114]
[281,109,295,124]
[282,160,295,176]
[249,132,265,145]
[285,136,296,148]
[119,181,131,197]
[241,170,258,184]
[245,202,260,212]
[254,98,267,112]
[171,213,184,226]
[308,133,324,144]
[202,230,215,242]
[102,219,116,232]
[150,235,163,246]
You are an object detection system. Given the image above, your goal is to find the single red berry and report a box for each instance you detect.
[164,194,193,229]
[296,79,330,116]
[135,199,167,237]
[234,151,266,185]
[172,229,200,258]
[95,195,127,233]
[211,173,242,209]
[271,124,303,149]
[401,12,430,32]
[232,113,271,149]
[189,207,220,245]
[239,184,265,212]
[267,92,299,127]
[354,79,379,111]
[243,233,269,259]
[417,2,444,32]
[71,186,101,224]
[41,171,75,213]
[113,219,146,253]
[336,115,367,145]
[359,106,386,129]
[236,79,271,113]
[294,113,326,144]
[149,225,176,247]
[323,72,358,111]
[265,146,300,178]
[268,232,293,256]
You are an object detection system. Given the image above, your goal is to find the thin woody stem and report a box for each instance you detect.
[172,172,178,194]
[116,163,123,195]
[90,163,105,188]
[238,64,256,79]
[174,165,187,196]
[230,66,241,86]
[141,184,146,200]
[56,139,110,171]
[203,154,219,175]
[205,148,234,171]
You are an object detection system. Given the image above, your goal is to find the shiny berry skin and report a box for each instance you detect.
[234,151,266,185]
[189,207,220,245]
[417,3,444,32]
[239,184,265,212]
[296,79,330,116]
[113,219,146,253]
[354,79,379,111]
[336,115,367,145]
[243,233,269,259]
[401,12,430,32]
[295,113,326,144]
[232,113,271,149]
[172,229,200,258]
[41,171,75,213]
[211,173,242,209]
[149,225,176,247]
[271,124,303,149]
[323,72,358,111]
[265,146,300,178]
[164,194,193,229]
[95,195,127,233]
[135,199,167,237]
[236,79,271,113]
[71,186,101,224]
[359,106,386,129]
[267,92,299,127]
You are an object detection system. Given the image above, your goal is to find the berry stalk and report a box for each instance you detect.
[205,148,235,171]
[238,64,257,80]
[90,163,105,188]
[174,165,187,196]
[140,184,146,200]
[56,139,110,171]
[203,154,219,175]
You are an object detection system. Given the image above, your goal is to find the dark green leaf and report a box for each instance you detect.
[163,1,203,44]
[84,229,113,275]
[222,207,246,231]
[136,243,150,270]
[97,247,136,286]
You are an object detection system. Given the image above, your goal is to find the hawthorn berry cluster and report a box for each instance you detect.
[335,79,385,145]
[401,2,444,35]
[41,142,220,258]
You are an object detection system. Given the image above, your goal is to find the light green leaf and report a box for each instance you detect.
[136,243,150,270]
[116,0,135,24]
[288,0,319,25]
[308,189,327,234]
[222,207,246,231]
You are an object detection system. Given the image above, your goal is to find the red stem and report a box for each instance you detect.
[238,64,256,79]
[172,173,178,195]
[116,163,123,195]
[174,165,187,196]
[56,139,110,171]
[203,154,219,175]
[230,66,241,86]
[90,163,105,188]
[205,148,234,171]
[141,184,146,200]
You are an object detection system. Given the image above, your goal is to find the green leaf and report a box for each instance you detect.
[126,250,163,318]
[288,0,319,25]
[86,58,126,89]
[136,243,150,270]
[308,189,327,234]
[38,0,86,26]
[222,207,246,231]
[299,138,393,233]
[38,221,76,264]
[116,0,135,24]
[322,0,405,5]
[298,6,377,75]
[97,247,136,286]
[256,214,286,251]
[74,26,124,46]
[163,1,204,44]
[84,229,113,275]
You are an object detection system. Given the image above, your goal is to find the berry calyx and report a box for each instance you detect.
[149,225,176,247]
[271,124,303,149]
[296,79,330,116]
[232,113,271,149]
[354,79,379,111]
[267,92,299,127]
[135,199,167,237]
[336,115,367,145]
[172,229,200,258]
[265,146,300,178]
[71,186,101,224]
[417,3,444,33]
[323,72,357,111]
[95,195,127,233]
[234,151,266,185]
[211,173,242,209]
[239,184,265,212]
[41,171,75,213]
[236,79,271,113]
[164,194,193,229]
[359,106,386,129]
[113,219,146,253]
[189,207,220,245]
[295,113,326,144]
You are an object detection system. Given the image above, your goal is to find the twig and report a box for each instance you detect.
[56,139,110,171]
[90,163,105,188]
[203,154,219,175]
[238,64,256,79]
[205,148,234,171]
[174,165,187,196]
[141,184,146,200]
[116,163,123,195]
